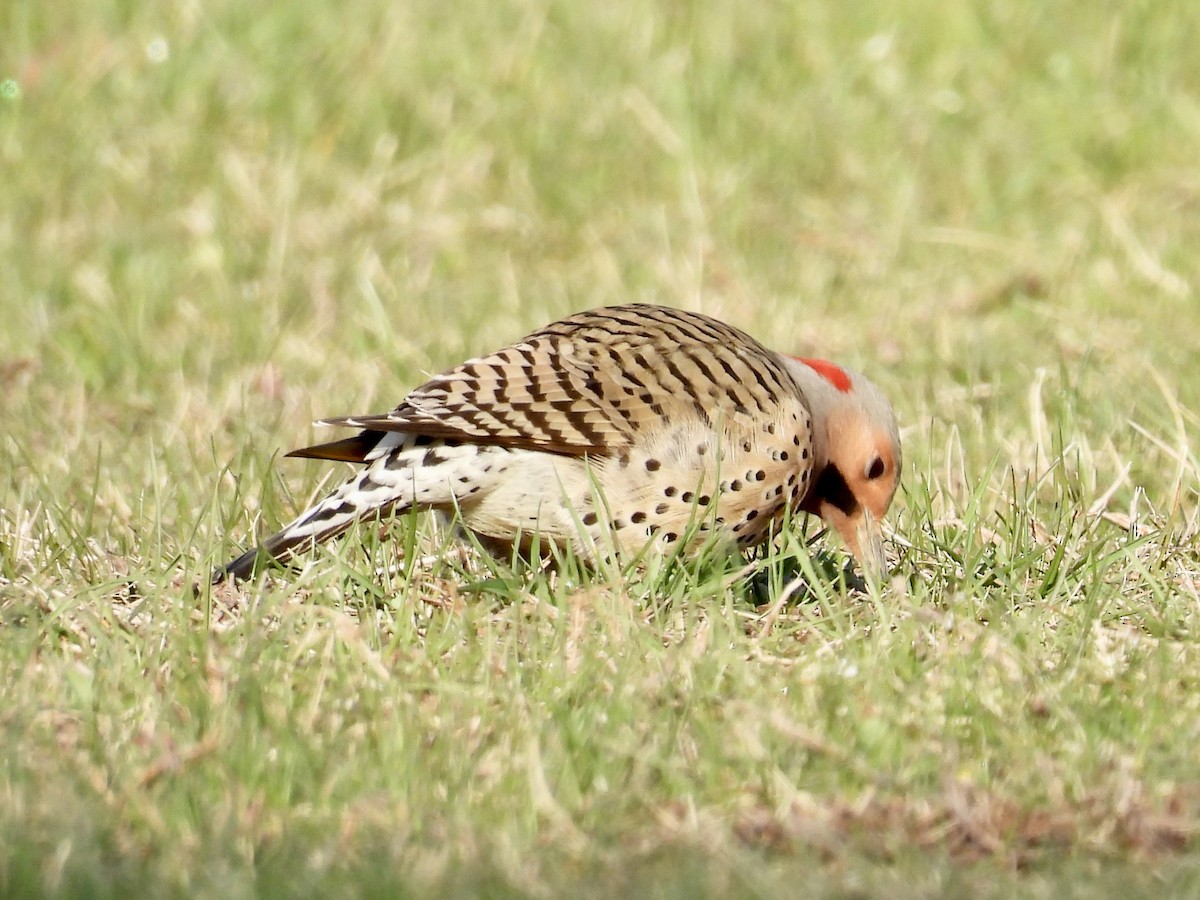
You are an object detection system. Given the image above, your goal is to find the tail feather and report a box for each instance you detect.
[213,465,405,583]
[214,435,500,584]
[285,429,387,463]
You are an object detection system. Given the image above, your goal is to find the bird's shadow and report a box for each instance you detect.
[743,549,868,607]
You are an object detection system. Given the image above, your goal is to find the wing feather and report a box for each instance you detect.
[299,305,800,459]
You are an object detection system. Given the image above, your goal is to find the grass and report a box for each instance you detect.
[3,0,1200,895]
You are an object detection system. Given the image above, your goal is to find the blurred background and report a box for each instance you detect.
[4,1,1198,462]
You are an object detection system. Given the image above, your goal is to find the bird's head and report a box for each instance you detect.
[782,356,901,576]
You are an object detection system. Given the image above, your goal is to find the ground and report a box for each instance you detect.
[2,1,1200,897]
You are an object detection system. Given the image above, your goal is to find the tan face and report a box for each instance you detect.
[807,411,901,576]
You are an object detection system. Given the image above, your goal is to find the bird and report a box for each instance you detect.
[214,304,900,583]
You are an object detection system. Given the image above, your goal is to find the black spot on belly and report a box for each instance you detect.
[422,447,449,466]
[645,458,661,472]
[631,511,646,524]
[582,511,598,526]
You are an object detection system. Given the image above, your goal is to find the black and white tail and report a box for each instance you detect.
[213,464,402,582]
[213,430,494,583]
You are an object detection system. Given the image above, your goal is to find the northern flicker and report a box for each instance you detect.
[215,304,900,582]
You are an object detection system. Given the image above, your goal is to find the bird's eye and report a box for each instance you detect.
[866,457,886,480]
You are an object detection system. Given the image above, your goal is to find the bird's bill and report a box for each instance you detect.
[823,504,887,578]
[854,511,887,579]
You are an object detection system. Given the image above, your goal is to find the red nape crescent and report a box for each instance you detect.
[796,357,853,393]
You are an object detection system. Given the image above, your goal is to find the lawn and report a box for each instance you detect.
[3,0,1200,896]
